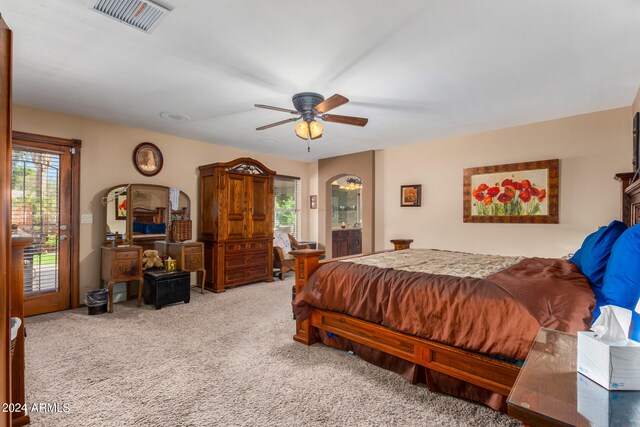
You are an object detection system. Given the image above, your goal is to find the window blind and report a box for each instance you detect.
[12,148,61,294]
[274,176,301,240]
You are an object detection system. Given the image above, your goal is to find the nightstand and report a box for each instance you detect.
[390,239,413,250]
[101,245,144,313]
[507,327,640,426]
[155,241,206,293]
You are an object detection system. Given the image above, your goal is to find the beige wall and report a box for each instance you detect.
[307,160,319,242]
[318,151,375,258]
[375,107,631,257]
[633,87,640,116]
[12,104,312,300]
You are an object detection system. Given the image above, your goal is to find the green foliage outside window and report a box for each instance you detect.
[275,193,296,229]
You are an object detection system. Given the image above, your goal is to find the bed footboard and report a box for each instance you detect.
[290,240,414,345]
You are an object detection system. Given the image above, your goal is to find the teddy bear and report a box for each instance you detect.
[142,249,163,270]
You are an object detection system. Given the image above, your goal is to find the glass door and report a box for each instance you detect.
[11,144,72,315]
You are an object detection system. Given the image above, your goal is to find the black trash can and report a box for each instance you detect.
[86,289,109,315]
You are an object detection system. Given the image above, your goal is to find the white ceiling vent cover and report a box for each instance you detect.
[88,0,171,34]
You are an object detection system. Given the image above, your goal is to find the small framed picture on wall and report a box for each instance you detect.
[400,185,422,207]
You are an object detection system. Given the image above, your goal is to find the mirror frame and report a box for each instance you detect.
[103,184,191,246]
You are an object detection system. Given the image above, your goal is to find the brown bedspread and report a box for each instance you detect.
[293,257,594,361]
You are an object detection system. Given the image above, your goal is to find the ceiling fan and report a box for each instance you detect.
[255,93,368,152]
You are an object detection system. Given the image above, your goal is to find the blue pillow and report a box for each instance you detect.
[602,225,640,312]
[592,286,640,342]
[591,285,605,322]
[569,220,627,288]
[569,228,599,271]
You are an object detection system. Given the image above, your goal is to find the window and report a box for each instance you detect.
[274,176,301,239]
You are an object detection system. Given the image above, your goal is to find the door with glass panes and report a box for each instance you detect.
[11,140,74,315]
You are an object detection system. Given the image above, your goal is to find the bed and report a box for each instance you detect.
[290,180,640,411]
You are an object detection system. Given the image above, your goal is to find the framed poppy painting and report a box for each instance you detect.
[463,159,559,223]
[115,193,127,220]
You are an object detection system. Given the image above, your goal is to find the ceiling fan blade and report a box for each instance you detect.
[254,104,299,115]
[322,114,368,127]
[256,117,300,131]
[314,94,349,114]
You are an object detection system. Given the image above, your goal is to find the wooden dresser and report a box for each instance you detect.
[155,241,206,293]
[100,245,144,312]
[198,158,275,292]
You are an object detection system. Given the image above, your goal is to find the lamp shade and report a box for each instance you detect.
[309,121,323,139]
[294,121,309,140]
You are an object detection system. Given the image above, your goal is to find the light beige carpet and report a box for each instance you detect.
[25,276,521,427]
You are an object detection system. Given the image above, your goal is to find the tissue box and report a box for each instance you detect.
[577,331,640,390]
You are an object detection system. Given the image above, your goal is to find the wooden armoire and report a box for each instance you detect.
[198,158,276,292]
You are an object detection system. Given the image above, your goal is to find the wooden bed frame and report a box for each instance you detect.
[290,241,521,398]
[291,173,640,400]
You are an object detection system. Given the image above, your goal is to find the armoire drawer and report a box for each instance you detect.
[224,251,267,270]
[224,267,267,287]
[225,241,268,253]
[225,269,248,286]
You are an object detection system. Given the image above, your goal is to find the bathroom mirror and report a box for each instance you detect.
[331,175,362,229]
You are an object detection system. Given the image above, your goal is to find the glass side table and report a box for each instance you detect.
[507,328,640,426]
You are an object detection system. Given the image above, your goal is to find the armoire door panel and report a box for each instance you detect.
[249,176,269,238]
[226,174,246,239]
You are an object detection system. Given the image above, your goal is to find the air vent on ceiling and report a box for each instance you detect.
[88,0,171,34]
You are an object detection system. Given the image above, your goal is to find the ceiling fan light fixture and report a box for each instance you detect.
[294,121,309,140]
[309,120,323,139]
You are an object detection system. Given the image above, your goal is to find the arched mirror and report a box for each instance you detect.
[331,175,362,257]
[103,184,190,249]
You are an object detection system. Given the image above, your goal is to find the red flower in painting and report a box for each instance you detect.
[473,188,485,201]
[501,179,513,187]
[498,193,512,203]
[483,196,493,206]
[521,179,531,189]
[537,189,547,202]
[519,188,532,203]
[487,186,500,197]
[530,187,540,197]
[477,183,489,192]
[513,181,523,191]
[504,185,516,198]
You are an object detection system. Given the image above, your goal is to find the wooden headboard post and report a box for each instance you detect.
[625,179,640,227]
[290,249,325,345]
[615,172,635,225]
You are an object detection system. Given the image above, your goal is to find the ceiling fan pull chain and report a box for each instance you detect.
[307,133,311,152]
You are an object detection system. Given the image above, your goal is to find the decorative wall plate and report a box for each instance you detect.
[133,142,163,177]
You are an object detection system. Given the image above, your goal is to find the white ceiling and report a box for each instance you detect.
[2,0,640,161]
